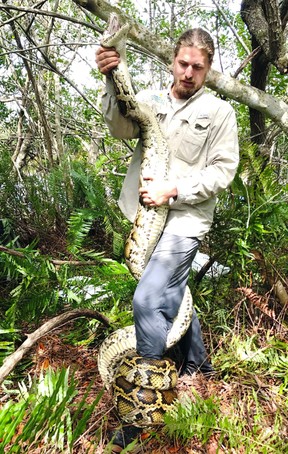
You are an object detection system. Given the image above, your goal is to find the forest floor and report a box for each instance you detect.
[45,335,225,454]
[2,323,284,454]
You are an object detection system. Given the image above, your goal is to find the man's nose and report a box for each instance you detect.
[185,66,193,79]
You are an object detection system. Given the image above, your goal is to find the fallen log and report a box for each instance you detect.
[0,309,110,385]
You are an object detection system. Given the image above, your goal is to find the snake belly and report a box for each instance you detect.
[98,14,193,426]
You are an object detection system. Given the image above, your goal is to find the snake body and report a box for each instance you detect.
[98,14,193,426]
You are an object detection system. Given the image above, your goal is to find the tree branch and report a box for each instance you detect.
[72,0,288,133]
[241,0,288,73]
[0,3,102,34]
[0,309,111,385]
[206,69,288,133]
[1,1,288,132]
[233,46,261,78]
[3,7,54,167]
[211,0,250,54]
[0,244,102,266]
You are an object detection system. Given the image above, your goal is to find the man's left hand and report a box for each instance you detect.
[139,176,177,207]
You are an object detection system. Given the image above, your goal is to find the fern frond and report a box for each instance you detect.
[66,208,96,254]
[214,333,288,378]
[164,392,219,444]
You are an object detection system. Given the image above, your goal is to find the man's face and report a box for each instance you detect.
[171,46,211,99]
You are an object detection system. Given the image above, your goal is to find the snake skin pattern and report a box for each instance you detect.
[97,14,193,425]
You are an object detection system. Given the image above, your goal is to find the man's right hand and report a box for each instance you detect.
[95,46,120,75]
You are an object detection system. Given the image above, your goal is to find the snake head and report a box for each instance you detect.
[106,13,121,35]
[102,13,130,51]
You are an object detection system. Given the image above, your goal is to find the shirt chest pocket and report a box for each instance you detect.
[174,118,211,165]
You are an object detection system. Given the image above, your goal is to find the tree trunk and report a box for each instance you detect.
[249,36,270,146]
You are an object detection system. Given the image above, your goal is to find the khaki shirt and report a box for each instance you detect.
[102,79,239,240]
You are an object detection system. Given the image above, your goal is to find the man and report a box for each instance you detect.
[96,28,239,378]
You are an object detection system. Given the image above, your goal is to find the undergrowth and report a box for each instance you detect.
[1,328,287,452]
[0,368,103,453]
[164,332,288,453]
[0,146,287,452]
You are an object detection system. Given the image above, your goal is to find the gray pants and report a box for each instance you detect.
[133,231,209,366]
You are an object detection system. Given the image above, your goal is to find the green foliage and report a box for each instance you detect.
[67,209,97,255]
[70,160,106,211]
[206,143,288,290]
[164,393,219,445]
[213,333,288,380]
[0,144,130,261]
[0,328,19,370]
[0,150,71,244]
[66,158,130,258]
[0,367,103,453]
[0,241,134,324]
[0,245,60,327]
[164,366,288,452]
[164,393,249,450]
[0,236,136,370]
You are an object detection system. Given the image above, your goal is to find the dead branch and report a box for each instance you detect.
[0,245,100,266]
[233,46,261,78]
[0,309,110,385]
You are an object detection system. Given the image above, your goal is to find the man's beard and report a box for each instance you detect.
[173,79,198,99]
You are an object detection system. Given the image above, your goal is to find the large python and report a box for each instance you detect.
[98,14,193,426]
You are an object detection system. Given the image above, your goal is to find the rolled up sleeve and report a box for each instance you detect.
[102,77,140,139]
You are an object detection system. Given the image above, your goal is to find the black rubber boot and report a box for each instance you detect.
[108,425,142,450]
[180,360,217,379]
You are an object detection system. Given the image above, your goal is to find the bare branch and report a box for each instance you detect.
[233,46,261,78]
[0,3,102,34]
[0,309,110,385]
[72,0,288,134]
[211,0,250,54]
[0,245,103,266]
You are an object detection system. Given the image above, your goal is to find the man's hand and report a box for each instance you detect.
[139,176,178,207]
[95,46,120,75]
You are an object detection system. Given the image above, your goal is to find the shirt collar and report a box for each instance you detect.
[155,85,205,117]
[165,85,205,121]
[168,84,205,105]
